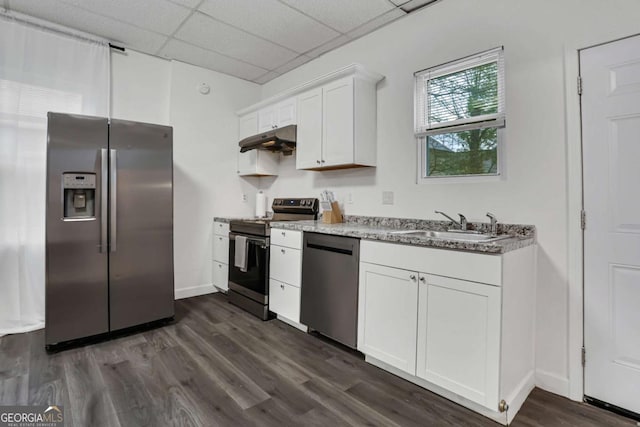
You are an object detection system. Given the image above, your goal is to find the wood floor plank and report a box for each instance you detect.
[204,332,318,416]
[0,375,28,405]
[154,344,257,427]
[1,292,636,427]
[300,377,402,427]
[0,332,30,380]
[64,352,120,427]
[163,322,271,410]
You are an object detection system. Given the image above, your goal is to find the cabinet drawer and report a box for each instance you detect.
[213,261,228,291]
[270,245,301,287]
[214,221,230,237]
[271,229,302,249]
[269,279,300,322]
[213,235,229,263]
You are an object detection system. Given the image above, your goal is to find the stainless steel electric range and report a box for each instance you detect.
[228,198,319,320]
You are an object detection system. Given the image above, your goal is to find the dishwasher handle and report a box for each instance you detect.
[306,242,353,256]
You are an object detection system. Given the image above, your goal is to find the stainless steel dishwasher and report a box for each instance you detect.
[300,232,360,348]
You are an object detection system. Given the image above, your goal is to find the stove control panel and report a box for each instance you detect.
[272,198,319,212]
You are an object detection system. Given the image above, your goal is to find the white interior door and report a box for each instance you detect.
[582,34,640,415]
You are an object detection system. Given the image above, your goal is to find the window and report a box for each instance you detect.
[414,47,505,179]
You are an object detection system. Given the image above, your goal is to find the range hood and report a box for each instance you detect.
[239,125,296,156]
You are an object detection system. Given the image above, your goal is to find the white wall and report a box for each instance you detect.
[111,50,261,299]
[169,61,260,298]
[110,50,171,125]
[258,0,640,397]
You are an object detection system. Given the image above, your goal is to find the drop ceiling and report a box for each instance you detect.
[2,0,439,84]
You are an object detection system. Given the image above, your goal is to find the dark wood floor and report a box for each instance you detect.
[0,293,635,427]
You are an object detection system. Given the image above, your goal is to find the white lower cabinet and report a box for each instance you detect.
[212,221,229,291]
[212,261,228,292]
[269,279,300,323]
[269,228,304,327]
[358,263,418,375]
[357,240,536,425]
[416,274,501,408]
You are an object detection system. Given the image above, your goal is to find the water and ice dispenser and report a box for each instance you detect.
[63,173,96,219]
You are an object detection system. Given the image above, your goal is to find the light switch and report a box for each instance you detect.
[382,191,394,205]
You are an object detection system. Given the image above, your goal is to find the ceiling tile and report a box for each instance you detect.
[59,0,191,35]
[389,0,411,5]
[174,12,297,70]
[166,0,201,8]
[347,8,405,40]
[279,0,395,33]
[253,71,280,85]
[160,39,269,81]
[8,0,168,53]
[198,0,339,54]
[305,35,350,58]
[400,0,439,12]
[273,55,312,75]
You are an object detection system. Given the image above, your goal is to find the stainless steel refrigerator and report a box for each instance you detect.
[45,112,174,348]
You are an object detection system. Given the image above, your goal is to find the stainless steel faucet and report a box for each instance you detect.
[435,211,467,230]
[486,212,498,236]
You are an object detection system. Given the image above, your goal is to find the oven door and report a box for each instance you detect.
[228,232,270,304]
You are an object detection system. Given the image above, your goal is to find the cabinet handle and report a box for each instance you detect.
[281,231,286,236]
[321,160,325,163]
[419,276,426,283]
[410,274,417,281]
[219,237,222,240]
[281,249,285,254]
[316,160,321,164]
[280,284,284,290]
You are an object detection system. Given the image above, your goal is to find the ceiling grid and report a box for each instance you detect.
[5,0,439,83]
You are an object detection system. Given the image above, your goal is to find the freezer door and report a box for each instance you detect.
[45,112,109,345]
[108,119,174,331]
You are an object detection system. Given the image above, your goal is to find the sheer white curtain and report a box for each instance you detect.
[0,16,109,336]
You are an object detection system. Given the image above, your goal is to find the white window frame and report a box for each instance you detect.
[414,47,505,182]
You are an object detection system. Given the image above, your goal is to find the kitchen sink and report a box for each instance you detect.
[390,229,510,242]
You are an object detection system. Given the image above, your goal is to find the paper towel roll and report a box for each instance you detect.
[255,191,266,218]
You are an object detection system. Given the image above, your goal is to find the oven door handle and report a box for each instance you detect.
[229,232,269,247]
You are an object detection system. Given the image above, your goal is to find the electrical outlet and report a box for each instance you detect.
[241,194,248,202]
[347,193,353,204]
[382,191,394,205]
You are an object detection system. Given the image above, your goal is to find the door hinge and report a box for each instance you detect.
[581,210,586,230]
[581,346,586,366]
[577,76,583,96]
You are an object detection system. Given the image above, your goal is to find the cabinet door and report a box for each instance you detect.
[238,112,258,175]
[416,274,501,410]
[269,279,301,322]
[213,261,228,291]
[276,97,297,127]
[270,246,301,287]
[322,77,354,167]
[358,262,419,375]
[258,106,277,132]
[296,88,323,170]
[213,235,229,264]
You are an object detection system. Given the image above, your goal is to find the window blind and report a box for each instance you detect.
[414,47,505,136]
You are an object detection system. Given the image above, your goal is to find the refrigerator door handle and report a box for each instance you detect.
[110,149,117,252]
[100,148,108,253]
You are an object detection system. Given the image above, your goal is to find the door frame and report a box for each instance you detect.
[566,32,640,402]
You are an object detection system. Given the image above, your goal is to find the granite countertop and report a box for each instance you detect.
[270,215,536,254]
[214,216,270,223]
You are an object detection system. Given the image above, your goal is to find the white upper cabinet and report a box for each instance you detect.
[258,97,297,132]
[296,74,379,170]
[296,88,323,169]
[237,111,279,176]
[236,64,383,173]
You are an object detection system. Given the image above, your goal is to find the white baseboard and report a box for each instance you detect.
[276,315,308,332]
[505,371,535,424]
[535,369,570,397]
[175,284,218,300]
